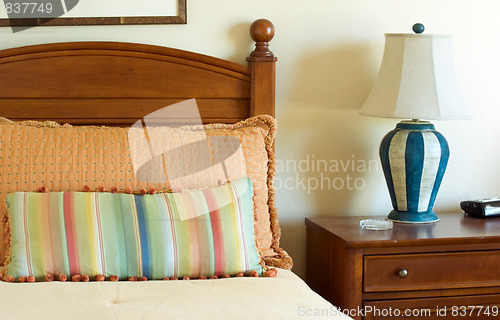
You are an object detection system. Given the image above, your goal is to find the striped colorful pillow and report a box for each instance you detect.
[4,177,262,281]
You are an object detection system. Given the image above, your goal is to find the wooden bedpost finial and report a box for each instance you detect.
[249,19,275,58]
[247,19,276,118]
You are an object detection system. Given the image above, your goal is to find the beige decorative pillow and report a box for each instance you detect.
[0,116,292,269]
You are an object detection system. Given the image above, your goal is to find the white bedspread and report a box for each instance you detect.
[0,269,351,320]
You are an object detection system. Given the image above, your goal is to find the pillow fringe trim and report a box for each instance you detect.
[1,199,12,277]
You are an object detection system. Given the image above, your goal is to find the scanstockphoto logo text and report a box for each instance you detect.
[275,154,380,193]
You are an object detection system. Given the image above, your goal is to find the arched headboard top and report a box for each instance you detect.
[0,19,276,126]
[0,41,251,80]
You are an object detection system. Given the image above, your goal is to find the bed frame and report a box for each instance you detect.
[0,19,276,126]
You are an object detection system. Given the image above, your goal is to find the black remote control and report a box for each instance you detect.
[460,198,500,217]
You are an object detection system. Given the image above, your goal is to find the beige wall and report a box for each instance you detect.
[2,0,499,278]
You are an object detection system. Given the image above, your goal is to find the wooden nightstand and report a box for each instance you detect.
[306,213,500,320]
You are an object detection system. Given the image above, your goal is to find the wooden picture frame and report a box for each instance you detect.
[0,0,186,27]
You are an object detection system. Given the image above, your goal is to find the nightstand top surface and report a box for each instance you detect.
[306,213,500,248]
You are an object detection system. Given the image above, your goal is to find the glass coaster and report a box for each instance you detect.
[360,219,393,231]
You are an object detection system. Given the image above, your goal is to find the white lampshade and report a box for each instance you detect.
[359,33,471,120]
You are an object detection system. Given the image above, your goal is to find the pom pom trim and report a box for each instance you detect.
[2,270,272,283]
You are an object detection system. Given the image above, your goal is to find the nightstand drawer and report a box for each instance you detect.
[364,250,500,292]
[363,294,500,320]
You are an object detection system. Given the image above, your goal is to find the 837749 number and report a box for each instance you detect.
[450,306,499,317]
[5,2,53,15]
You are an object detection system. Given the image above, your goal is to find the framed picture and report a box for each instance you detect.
[0,0,186,27]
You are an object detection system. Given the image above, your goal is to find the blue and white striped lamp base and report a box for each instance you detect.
[379,121,449,224]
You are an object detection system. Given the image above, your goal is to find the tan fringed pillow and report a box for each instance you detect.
[0,116,292,269]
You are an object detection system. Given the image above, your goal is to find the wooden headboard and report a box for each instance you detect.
[0,19,276,126]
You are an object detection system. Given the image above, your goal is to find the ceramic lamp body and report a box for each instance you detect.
[379,121,449,223]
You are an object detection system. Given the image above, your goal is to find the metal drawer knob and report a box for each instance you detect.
[398,269,408,278]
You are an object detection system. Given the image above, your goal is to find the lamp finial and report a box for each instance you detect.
[412,23,425,34]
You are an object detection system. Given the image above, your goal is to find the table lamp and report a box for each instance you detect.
[359,24,471,223]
